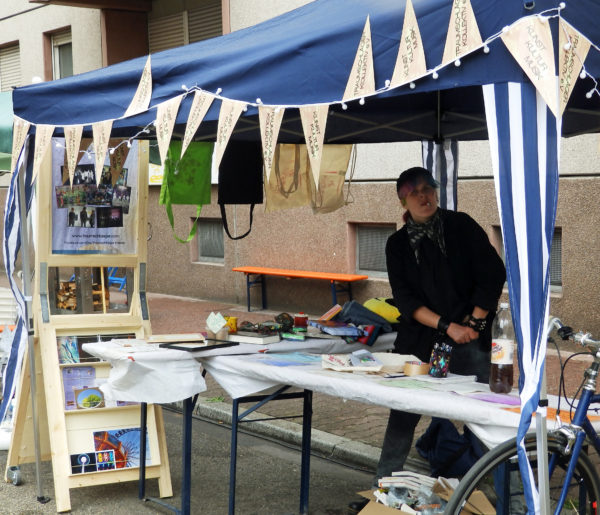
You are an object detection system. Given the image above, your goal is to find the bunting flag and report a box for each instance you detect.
[156,95,183,165]
[422,139,458,210]
[64,125,84,185]
[212,99,246,171]
[11,117,30,174]
[501,16,558,117]
[92,120,113,184]
[483,81,561,514]
[391,0,427,88]
[558,20,591,116]
[32,124,55,185]
[343,16,376,101]
[300,104,329,188]
[442,0,482,65]
[259,106,285,185]
[181,90,214,158]
[1,136,34,424]
[123,55,152,118]
[109,139,130,177]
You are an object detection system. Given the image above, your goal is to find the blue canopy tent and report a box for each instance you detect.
[6,0,600,512]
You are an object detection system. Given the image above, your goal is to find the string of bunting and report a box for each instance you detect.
[11,1,600,190]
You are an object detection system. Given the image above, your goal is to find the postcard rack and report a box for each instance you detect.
[6,140,172,512]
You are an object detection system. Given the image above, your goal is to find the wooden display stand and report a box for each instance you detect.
[6,141,172,512]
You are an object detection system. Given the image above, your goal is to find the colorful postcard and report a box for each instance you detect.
[93,427,151,468]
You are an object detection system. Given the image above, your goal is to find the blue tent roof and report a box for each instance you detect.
[12,0,600,142]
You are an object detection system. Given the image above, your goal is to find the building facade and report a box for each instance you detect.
[1,0,600,335]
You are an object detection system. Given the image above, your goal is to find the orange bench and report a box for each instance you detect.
[232,266,369,312]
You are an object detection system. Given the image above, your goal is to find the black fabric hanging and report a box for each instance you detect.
[218,141,264,240]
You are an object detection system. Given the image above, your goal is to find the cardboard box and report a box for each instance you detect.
[433,478,495,515]
[356,491,413,514]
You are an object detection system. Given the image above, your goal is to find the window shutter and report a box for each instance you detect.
[52,31,71,47]
[549,231,562,286]
[188,1,223,43]
[0,45,20,92]
[148,13,187,54]
[357,225,395,273]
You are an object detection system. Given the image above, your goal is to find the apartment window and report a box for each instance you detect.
[148,2,222,53]
[196,218,224,263]
[355,224,396,276]
[52,31,73,79]
[0,43,21,92]
[494,226,562,291]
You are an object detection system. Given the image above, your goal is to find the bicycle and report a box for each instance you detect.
[446,319,600,514]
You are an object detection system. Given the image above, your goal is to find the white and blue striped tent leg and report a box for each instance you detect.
[0,136,34,423]
[422,139,458,211]
[483,81,560,514]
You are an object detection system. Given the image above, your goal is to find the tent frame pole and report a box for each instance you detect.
[17,168,47,503]
[536,367,550,514]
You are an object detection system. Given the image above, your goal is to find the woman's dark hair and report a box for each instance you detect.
[396,167,438,200]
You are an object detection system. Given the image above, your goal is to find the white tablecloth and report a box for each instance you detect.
[81,333,395,404]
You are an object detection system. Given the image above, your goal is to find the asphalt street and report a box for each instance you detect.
[0,407,372,514]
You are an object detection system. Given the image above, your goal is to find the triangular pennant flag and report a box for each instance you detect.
[300,104,329,188]
[391,0,427,88]
[123,55,152,118]
[343,16,376,101]
[558,20,591,116]
[501,16,558,116]
[181,90,214,158]
[31,124,54,184]
[11,117,30,173]
[259,106,285,185]
[64,125,84,186]
[156,94,183,164]
[212,99,246,171]
[92,120,113,184]
[442,0,483,65]
[109,139,130,177]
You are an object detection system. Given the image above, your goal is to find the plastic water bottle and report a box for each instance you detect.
[489,302,514,394]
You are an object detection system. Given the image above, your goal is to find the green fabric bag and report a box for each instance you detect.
[159,140,213,243]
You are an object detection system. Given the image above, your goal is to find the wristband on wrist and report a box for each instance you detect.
[437,317,450,334]
[467,315,487,332]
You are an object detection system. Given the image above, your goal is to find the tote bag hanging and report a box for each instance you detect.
[159,140,213,243]
[217,141,263,240]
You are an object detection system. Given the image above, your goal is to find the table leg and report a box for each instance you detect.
[299,389,313,515]
[139,402,148,500]
[229,398,240,515]
[181,396,195,515]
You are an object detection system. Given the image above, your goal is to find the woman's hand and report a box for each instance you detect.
[447,323,478,344]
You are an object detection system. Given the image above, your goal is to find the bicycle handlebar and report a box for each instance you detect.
[548,317,600,351]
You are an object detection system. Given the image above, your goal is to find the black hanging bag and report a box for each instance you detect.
[218,141,264,240]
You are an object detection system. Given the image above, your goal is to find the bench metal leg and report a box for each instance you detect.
[331,281,353,306]
[244,274,266,312]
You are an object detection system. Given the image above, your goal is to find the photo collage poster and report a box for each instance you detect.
[51,138,139,254]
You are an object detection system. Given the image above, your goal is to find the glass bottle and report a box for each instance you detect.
[489,302,514,394]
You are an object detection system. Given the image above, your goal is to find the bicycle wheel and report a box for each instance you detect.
[446,434,600,514]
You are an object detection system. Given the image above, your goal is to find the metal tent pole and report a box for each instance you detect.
[17,168,49,504]
[536,357,550,514]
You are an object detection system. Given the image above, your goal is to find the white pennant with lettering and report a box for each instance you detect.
[442,0,483,65]
[181,90,214,158]
[92,120,113,184]
[212,100,246,171]
[124,55,152,118]
[156,95,183,165]
[259,106,285,185]
[502,16,558,116]
[391,0,427,88]
[11,117,30,173]
[558,20,591,116]
[300,104,329,189]
[343,16,376,102]
[64,125,84,186]
[32,124,55,184]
